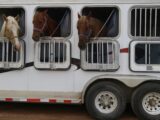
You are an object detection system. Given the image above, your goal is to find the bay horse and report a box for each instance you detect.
[32,10,60,41]
[1,15,21,51]
[77,13,106,50]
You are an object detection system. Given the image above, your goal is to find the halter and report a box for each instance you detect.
[33,16,48,34]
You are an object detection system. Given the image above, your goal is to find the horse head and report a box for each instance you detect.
[2,15,21,51]
[32,9,48,41]
[77,13,92,50]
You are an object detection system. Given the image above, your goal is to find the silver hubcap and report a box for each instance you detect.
[95,91,118,114]
[142,92,160,115]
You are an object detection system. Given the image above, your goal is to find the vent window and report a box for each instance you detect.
[130,7,160,37]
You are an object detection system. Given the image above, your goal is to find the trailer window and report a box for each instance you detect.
[135,43,160,64]
[35,7,71,37]
[34,37,70,70]
[81,40,119,71]
[0,38,25,69]
[130,41,160,72]
[130,6,160,38]
[82,7,119,37]
[0,7,25,37]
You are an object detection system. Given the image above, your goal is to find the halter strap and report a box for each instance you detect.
[33,16,48,33]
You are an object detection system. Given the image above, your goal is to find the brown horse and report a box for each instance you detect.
[77,13,106,50]
[32,10,60,41]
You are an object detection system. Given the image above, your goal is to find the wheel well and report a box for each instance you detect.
[133,80,160,90]
[83,78,132,104]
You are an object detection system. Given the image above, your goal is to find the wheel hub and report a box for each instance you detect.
[148,99,157,107]
[142,92,160,115]
[95,91,118,114]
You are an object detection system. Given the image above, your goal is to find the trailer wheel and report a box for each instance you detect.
[85,81,126,120]
[131,83,160,120]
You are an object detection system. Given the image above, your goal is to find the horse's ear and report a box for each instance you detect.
[78,13,81,19]
[2,14,7,21]
[15,15,20,22]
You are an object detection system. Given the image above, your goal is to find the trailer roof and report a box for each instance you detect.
[0,0,159,5]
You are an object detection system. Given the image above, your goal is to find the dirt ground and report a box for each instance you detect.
[0,102,137,120]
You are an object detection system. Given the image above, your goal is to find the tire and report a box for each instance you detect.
[85,81,126,120]
[131,83,160,120]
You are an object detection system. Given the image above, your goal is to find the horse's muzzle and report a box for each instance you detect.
[78,40,86,50]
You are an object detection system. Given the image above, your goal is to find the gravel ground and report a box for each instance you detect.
[0,102,137,120]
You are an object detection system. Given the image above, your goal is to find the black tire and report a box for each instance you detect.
[85,81,126,120]
[131,83,160,120]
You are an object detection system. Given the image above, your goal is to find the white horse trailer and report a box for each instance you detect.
[0,0,160,120]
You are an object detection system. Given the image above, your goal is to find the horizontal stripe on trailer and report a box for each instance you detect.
[0,98,81,104]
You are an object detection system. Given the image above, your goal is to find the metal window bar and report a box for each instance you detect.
[49,40,51,63]
[145,8,147,37]
[155,8,157,36]
[145,44,147,64]
[134,8,137,36]
[2,41,4,62]
[132,7,160,37]
[53,40,55,63]
[16,51,18,62]
[43,43,46,63]
[6,42,9,63]
[40,40,67,64]
[107,42,109,65]
[102,41,104,64]
[140,8,142,36]
[63,42,65,62]
[112,43,114,66]
[11,45,14,62]
[149,44,151,64]
[150,8,152,37]
[58,41,61,63]
[91,43,94,63]
[86,43,88,63]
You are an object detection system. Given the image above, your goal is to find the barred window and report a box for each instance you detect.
[81,40,119,71]
[0,37,24,69]
[130,6,160,38]
[130,40,160,72]
[34,37,70,70]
